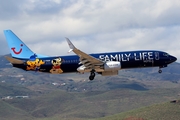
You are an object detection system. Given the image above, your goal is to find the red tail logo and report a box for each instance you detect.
[11,44,23,54]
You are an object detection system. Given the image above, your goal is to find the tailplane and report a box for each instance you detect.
[5,56,24,64]
[4,30,47,59]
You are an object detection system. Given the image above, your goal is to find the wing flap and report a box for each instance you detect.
[101,71,118,76]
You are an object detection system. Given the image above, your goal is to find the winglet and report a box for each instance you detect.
[66,38,76,53]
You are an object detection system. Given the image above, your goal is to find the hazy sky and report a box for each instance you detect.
[0,0,180,61]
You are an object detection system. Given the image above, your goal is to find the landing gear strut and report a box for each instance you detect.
[89,70,95,80]
[158,67,162,73]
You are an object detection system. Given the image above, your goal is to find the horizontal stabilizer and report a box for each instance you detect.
[5,56,24,64]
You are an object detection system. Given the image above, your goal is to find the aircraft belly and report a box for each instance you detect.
[13,64,27,70]
[61,63,79,73]
[13,62,78,74]
[40,63,78,73]
[153,60,166,67]
[121,60,156,69]
[13,59,165,73]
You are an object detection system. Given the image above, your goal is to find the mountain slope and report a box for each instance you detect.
[0,100,34,120]
[95,100,180,120]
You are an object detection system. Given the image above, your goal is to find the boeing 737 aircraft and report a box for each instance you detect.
[3,30,177,80]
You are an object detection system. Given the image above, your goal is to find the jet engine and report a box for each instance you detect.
[103,61,121,71]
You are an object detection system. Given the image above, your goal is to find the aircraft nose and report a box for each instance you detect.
[170,55,177,63]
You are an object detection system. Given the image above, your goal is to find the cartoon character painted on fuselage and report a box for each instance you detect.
[26,58,45,71]
[50,58,63,74]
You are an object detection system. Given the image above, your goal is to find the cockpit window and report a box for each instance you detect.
[163,53,169,56]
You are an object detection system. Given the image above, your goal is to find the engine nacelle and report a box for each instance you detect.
[104,61,121,71]
[77,65,92,73]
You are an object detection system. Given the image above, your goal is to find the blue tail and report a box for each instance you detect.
[4,30,47,59]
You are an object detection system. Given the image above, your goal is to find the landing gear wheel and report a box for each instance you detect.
[89,76,94,80]
[158,69,162,73]
[91,72,95,77]
[89,70,95,80]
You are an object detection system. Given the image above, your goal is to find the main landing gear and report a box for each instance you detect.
[89,69,95,80]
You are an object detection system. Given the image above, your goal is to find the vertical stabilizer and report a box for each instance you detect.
[4,30,34,59]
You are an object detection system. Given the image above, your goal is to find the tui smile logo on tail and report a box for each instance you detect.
[11,44,23,54]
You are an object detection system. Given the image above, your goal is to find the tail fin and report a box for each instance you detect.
[4,30,34,59]
[4,30,47,59]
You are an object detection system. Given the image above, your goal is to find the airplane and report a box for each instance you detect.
[3,30,177,80]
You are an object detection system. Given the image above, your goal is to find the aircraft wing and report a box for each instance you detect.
[66,38,104,69]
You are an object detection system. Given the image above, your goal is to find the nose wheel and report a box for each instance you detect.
[89,70,95,80]
[158,67,162,73]
[158,69,162,73]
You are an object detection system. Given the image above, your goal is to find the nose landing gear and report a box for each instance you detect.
[158,65,167,73]
[158,69,162,73]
